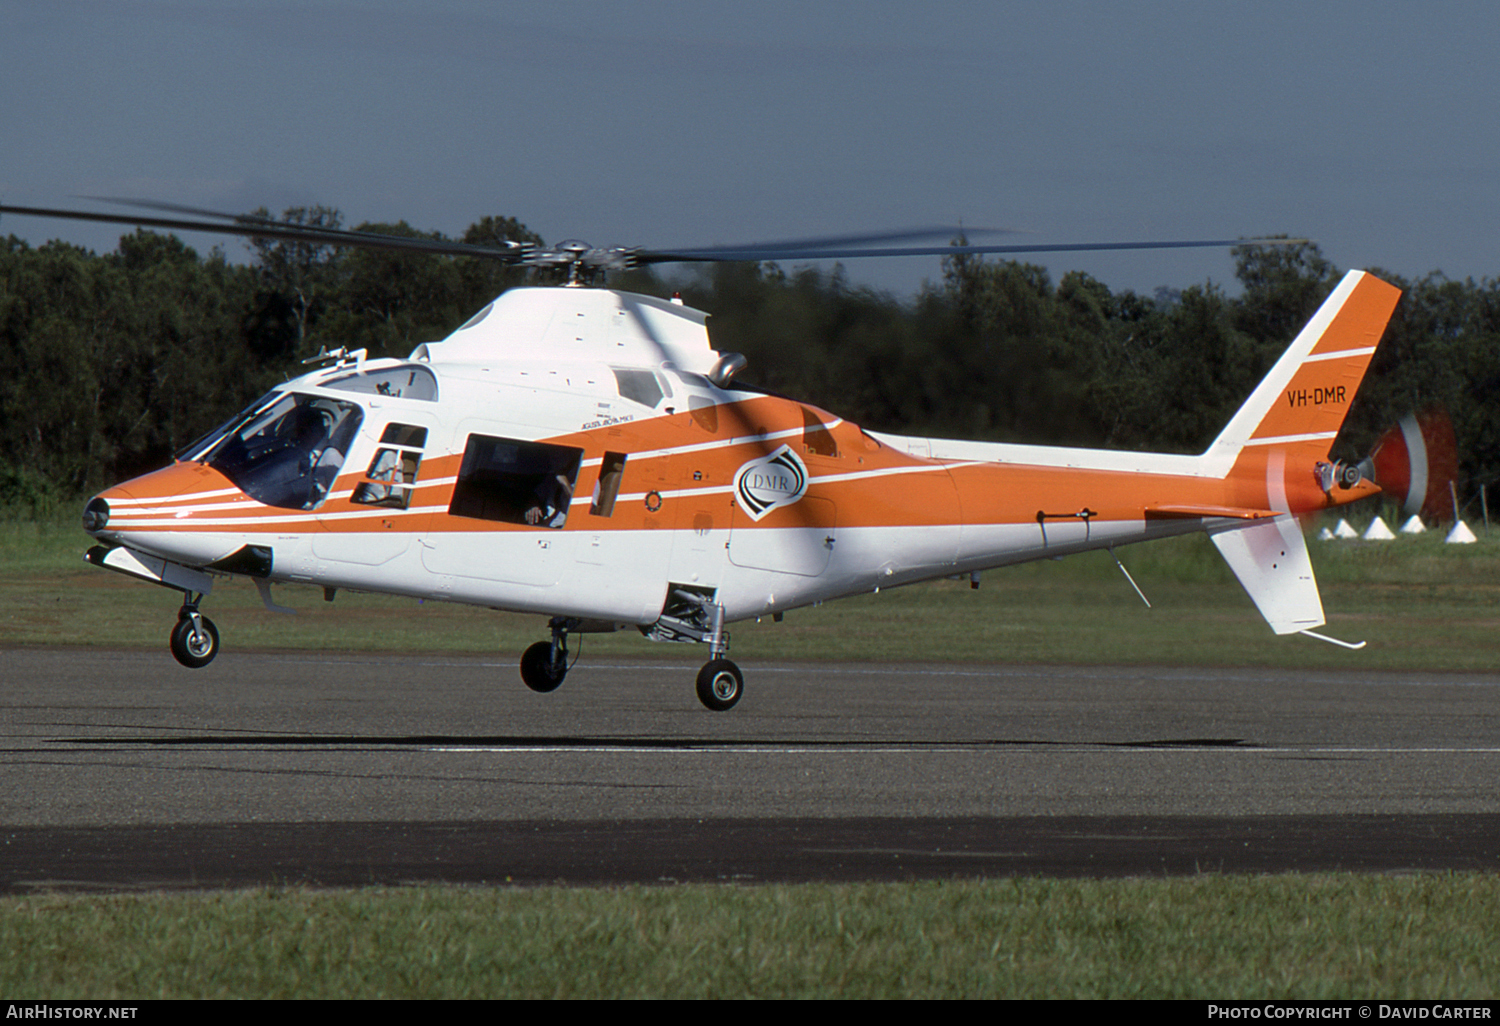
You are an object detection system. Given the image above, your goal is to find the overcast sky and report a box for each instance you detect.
[3,0,1497,301]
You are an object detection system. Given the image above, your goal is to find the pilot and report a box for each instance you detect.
[289,404,332,461]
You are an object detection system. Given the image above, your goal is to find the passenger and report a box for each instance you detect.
[525,472,574,528]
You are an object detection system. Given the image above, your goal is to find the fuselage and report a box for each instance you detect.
[82,358,1371,631]
[81,281,1386,636]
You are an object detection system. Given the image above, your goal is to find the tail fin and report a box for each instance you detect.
[1207,270,1402,471]
[1204,270,1401,643]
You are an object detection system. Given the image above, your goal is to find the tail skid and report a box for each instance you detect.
[1207,513,1364,647]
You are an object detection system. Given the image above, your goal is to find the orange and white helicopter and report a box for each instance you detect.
[2,203,1405,710]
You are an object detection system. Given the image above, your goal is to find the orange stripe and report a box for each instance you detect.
[103,380,1384,542]
[1307,273,1402,356]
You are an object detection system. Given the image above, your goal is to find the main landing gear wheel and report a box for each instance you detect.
[696,659,743,712]
[169,614,219,669]
[519,640,568,693]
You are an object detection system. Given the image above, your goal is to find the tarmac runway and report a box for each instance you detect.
[3,647,1500,890]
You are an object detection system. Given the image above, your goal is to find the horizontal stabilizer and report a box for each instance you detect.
[1209,516,1324,635]
[1146,504,1278,521]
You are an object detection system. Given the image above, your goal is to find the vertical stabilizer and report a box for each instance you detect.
[1207,270,1401,466]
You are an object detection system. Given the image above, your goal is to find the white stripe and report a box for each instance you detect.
[110,498,257,517]
[620,416,845,464]
[105,485,243,507]
[1399,414,1428,512]
[1304,346,1377,364]
[1243,431,1338,448]
[813,461,981,487]
[604,459,970,507]
[115,504,452,528]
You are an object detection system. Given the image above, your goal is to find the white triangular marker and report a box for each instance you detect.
[1446,520,1478,544]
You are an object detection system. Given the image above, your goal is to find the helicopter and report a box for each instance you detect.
[1,201,1404,710]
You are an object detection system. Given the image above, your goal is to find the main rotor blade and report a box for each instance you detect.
[0,203,526,261]
[88,196,539,259]
[637,237,1306,265]
[79,196,286,226]
[659,225,1020,256]
[2,200,1304,272]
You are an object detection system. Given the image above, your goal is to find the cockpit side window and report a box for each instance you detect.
[205,394,363,511]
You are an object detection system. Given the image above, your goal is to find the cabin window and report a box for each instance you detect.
[449,434,583,528]
[590,452,627,517]
[351,424,428,509]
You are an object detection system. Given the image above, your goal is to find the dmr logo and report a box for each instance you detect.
[734,445,809,521]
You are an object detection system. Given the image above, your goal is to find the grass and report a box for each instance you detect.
[5,512,1499,999]
[3,875,1499,999]
[5,513,1498,671]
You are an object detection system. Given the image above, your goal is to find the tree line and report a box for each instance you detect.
[2,209,1496,516]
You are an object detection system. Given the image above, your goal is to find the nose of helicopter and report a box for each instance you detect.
[79,461,240,546]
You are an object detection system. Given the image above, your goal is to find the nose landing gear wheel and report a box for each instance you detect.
[520,640,568,693]
[696,659,743,711]
[169,615,220,669]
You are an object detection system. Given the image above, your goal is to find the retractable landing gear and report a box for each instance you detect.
[169,594,219,669]
[647,588,744,711]
[694,600,742,712]
[519,617,572,693]
[524,598,746,711]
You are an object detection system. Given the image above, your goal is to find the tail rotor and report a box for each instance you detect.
[1359,408,1459,520]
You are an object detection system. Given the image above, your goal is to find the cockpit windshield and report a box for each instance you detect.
[176,390,283,463]
[200,393,364,510]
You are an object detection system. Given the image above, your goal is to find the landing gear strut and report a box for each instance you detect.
[695,599,742,711]
[169,593,219,668]
[519,617,572,693]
